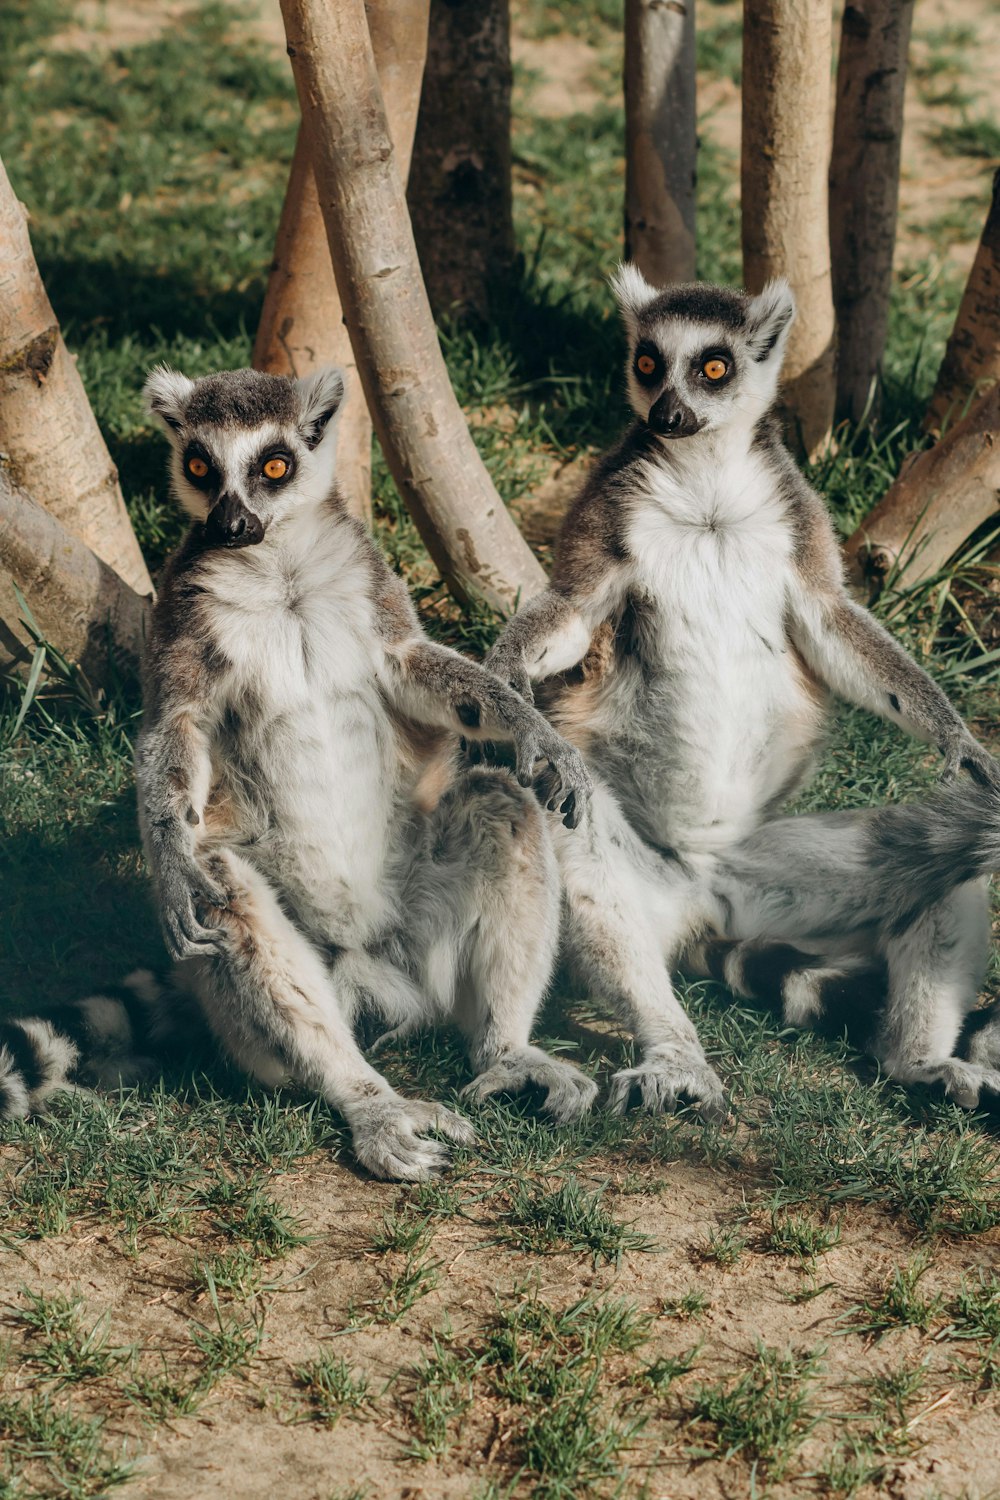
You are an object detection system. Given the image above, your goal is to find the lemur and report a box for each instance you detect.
[0,366,597,1179]
[486,267,1000,1117]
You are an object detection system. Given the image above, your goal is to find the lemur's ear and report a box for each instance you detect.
[610,262,657,330]
[746,279,796,363]
[144,366,195,432]
[296,366,346,450]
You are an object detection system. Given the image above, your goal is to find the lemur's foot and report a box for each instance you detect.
[896,1057,1000,1111]
[349,1095,475,1181]
[607,1042,728,1120]
[463,1046,598,1125]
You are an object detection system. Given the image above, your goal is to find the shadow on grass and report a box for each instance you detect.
[0,782,159,1015]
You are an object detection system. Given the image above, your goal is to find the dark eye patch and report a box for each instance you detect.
[693,346,735,389]
[183,444,217,490]
[633,341,665,387]
[254,448,295,485]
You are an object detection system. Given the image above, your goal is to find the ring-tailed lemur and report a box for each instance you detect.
[486,267,1000,1115]
[0,366,597,1179]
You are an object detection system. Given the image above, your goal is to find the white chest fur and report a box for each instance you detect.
[202,510,378,703]
[200,508,401,942]
[614,445,822,849]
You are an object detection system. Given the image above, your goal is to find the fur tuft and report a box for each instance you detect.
[610,262,657,328]
[144,366,196,432]
[746,279,796,363]
[295,366,346,450]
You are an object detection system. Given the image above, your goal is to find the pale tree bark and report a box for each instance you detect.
[742,0,837,459]
[253,0,429,523]
[407,0,515,320]
[624,0,697,286]
[830,0,915,425]
[279,0,545,613]
[845,386,1000,593]
[0,158,152,599]
[925,169,1000,436]
[0,469,149,688]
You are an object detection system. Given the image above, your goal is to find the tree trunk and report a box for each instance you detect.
[829,0,915,425]
[844,385,1000,593]
[624,0,697,287]
[925,169,1000,436]
[279,0,545,613]
[0,468,149,689]
[253,0,429,523]
[407,0,515,320]
[741,0,837,460]
[0,158,153,599]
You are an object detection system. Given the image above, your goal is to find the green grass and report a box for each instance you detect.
[0,1391,135,1499]
[688,1343,823,1478]
[845,1252,944,1338]
[293,1351,372,1428]
[6,1290,133,1387]
[500,1176,659,1265]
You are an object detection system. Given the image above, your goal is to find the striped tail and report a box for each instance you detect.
[0,969,196,1120]
[866,780,1000,930]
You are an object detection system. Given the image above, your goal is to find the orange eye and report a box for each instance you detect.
[636,353,658,376]
[703,358,728,381]
[187,456,209,478]
[263,457,288,480]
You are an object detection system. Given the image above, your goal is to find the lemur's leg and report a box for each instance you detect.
[403,767,597,1124]
[184,848,474,1181]
[710,811,1000,1106]
[553,779,727,1118]
[877,879,997,1106]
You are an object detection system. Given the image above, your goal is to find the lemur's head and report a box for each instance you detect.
[610,267,796,439]
[144,364,346,548]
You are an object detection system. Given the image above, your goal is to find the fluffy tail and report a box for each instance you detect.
[0,969,196,1120]
[866,780,1000,929]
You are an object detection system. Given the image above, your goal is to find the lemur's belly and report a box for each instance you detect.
[573,526,825,852]
[595,640,825,853]
[212,686,405,948]
[204,563,412,948]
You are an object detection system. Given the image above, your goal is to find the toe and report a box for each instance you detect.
[429,1106,476,1147]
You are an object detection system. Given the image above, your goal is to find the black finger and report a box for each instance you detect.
[561,791,578,827]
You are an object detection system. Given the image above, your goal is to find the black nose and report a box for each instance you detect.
[206,494,265,548]
[648,390,702,439]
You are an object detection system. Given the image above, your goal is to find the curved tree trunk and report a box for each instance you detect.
[624,0,697,287]
[830,0,915,425]
[279,0,545,613]
[407,0,515,320]
[845,386,1000,593]
[253,0,429,523]
[0,469,149,688]
[742,0,837,460]
[925,168,1000,436]
[0,158,152,599]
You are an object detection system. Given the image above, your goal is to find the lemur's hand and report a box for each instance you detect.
[512,718,592,829]
[941,731,1000,793]
[158,856,230,961]
[485,642,534,703]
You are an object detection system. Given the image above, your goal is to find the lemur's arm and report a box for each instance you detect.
[379,604,593,826]
[135,632,229,960]
[786,487,1000,789]
[485,481,630,701]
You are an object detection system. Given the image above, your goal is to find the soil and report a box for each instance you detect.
[3,1148,998,1499]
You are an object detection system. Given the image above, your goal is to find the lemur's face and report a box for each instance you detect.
[143,365,345,547]
[610,267,796,439]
